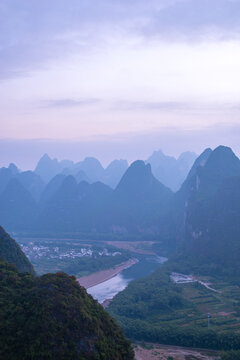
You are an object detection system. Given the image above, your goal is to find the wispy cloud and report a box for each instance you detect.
[114,100,240,113]
[41,98,101,109]
[115,100,188,111]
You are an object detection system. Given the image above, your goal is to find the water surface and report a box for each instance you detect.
[88,255,167,303]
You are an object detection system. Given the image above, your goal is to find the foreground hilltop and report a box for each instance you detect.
[0,228,134,360]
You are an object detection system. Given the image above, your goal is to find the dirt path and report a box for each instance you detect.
[77,258,137,289]
[171,273,220,294]
[134,343,220,360]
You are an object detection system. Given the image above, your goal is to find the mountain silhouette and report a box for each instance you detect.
[147,149,197,191]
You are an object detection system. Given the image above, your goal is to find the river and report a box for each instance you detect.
[88,255,167,304]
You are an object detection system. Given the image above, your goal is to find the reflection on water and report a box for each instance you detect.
[87,274,131,304]
[87,255,167,304]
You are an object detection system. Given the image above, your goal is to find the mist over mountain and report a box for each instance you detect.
[39,173,67,206]
[8,163,19,175]
[1,146,239,248]
[0,167,13,193]
[0,164,45,203]
[0,179,37,231]
[34,150,195,191]
[15,171,45,201]
[107,161,173,234]
[146,150,197,191]
[104,159,129,188]
[34,154,128,189]
[36,161,172,234]
[35,154,74,183]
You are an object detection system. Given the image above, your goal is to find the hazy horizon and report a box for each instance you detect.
[1,136,240,171]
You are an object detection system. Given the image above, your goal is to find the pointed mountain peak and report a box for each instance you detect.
[8,163,19,175]
[147,149,172,163]
[36,154,58,167]
[127,160,152,176]
[42,153,51,160]
[35,154,61,183]
[186,148,212,180]
[207,145,238,162]
[37,153,54,164]
[150,149,165,157]
[184,146,240,198]
[116,160,153,194]
[205,146,240,174]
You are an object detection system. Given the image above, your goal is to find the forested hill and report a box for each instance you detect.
[0,227,134,359]
[0,261,134,360]
[159,145,240,263]
[0,226,35,275]
[173,146,240,278]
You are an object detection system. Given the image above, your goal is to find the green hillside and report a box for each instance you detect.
[0,226,35,274]
[0,260,134,360]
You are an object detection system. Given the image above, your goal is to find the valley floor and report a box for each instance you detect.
[134,343,220,360]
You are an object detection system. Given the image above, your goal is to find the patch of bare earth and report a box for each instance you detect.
[134,344,220,360]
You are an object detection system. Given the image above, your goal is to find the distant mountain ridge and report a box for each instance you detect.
[37,161,173,234]
[34,149,196,191]
[146,149,197,191]
[35,154,128,189]
[1,145,238,257]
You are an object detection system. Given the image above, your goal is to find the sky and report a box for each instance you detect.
[1,0,240,168]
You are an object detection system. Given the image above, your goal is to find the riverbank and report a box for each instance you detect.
[134,343,220,360]
[77,258,137,289]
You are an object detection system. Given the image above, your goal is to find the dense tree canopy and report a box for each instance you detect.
[0,261,134,360]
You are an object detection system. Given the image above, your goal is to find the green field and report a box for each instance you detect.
[108,268,240,351]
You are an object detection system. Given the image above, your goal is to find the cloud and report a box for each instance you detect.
[114,100,240,113]
[150,0,240,31]
[41,98,101,109]
[1,0,240,80]
[115,100,189,111]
